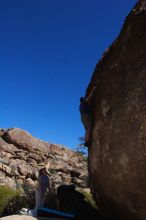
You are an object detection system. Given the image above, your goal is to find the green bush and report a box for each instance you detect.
[83,191,97,210]
[77,189,97,210]
[0,183,60,217]
[0,184,35,217]
[0,185,18,216]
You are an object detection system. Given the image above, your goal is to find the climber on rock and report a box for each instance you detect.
[79,86,96,146]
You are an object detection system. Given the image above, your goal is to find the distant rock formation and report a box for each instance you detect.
[0,128,88,190]
[85,1,146,220]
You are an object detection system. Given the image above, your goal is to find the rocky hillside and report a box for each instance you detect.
[0,128,88,190]
[85,1,146,220]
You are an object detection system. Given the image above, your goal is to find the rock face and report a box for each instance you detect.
[85,1,146,220]
[0,128,88,190]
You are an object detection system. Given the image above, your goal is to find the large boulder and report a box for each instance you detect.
[86,1,146,220]
[57,185,99,220]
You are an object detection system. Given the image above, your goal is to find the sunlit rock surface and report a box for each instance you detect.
[0,215,36,220]
[0,128,88,190]
[86,1,146,219]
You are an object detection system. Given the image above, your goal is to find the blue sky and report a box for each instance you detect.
[0,0,137,150]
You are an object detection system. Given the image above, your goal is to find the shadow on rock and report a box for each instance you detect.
[57,184,100,220]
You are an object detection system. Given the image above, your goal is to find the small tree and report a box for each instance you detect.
[76,136,88,156]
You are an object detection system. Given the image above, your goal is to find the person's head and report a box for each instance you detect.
[39,167,48,176]
[80,97,84,103]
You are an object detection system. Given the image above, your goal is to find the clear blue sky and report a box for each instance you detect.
[0,0,137,150]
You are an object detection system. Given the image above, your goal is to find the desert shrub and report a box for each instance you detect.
[77,189,97,210]
[83,191,97,209]
[0,183,35,217]
[0,182,60,217]
[3,191,35,216]
[0,185,18,216]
